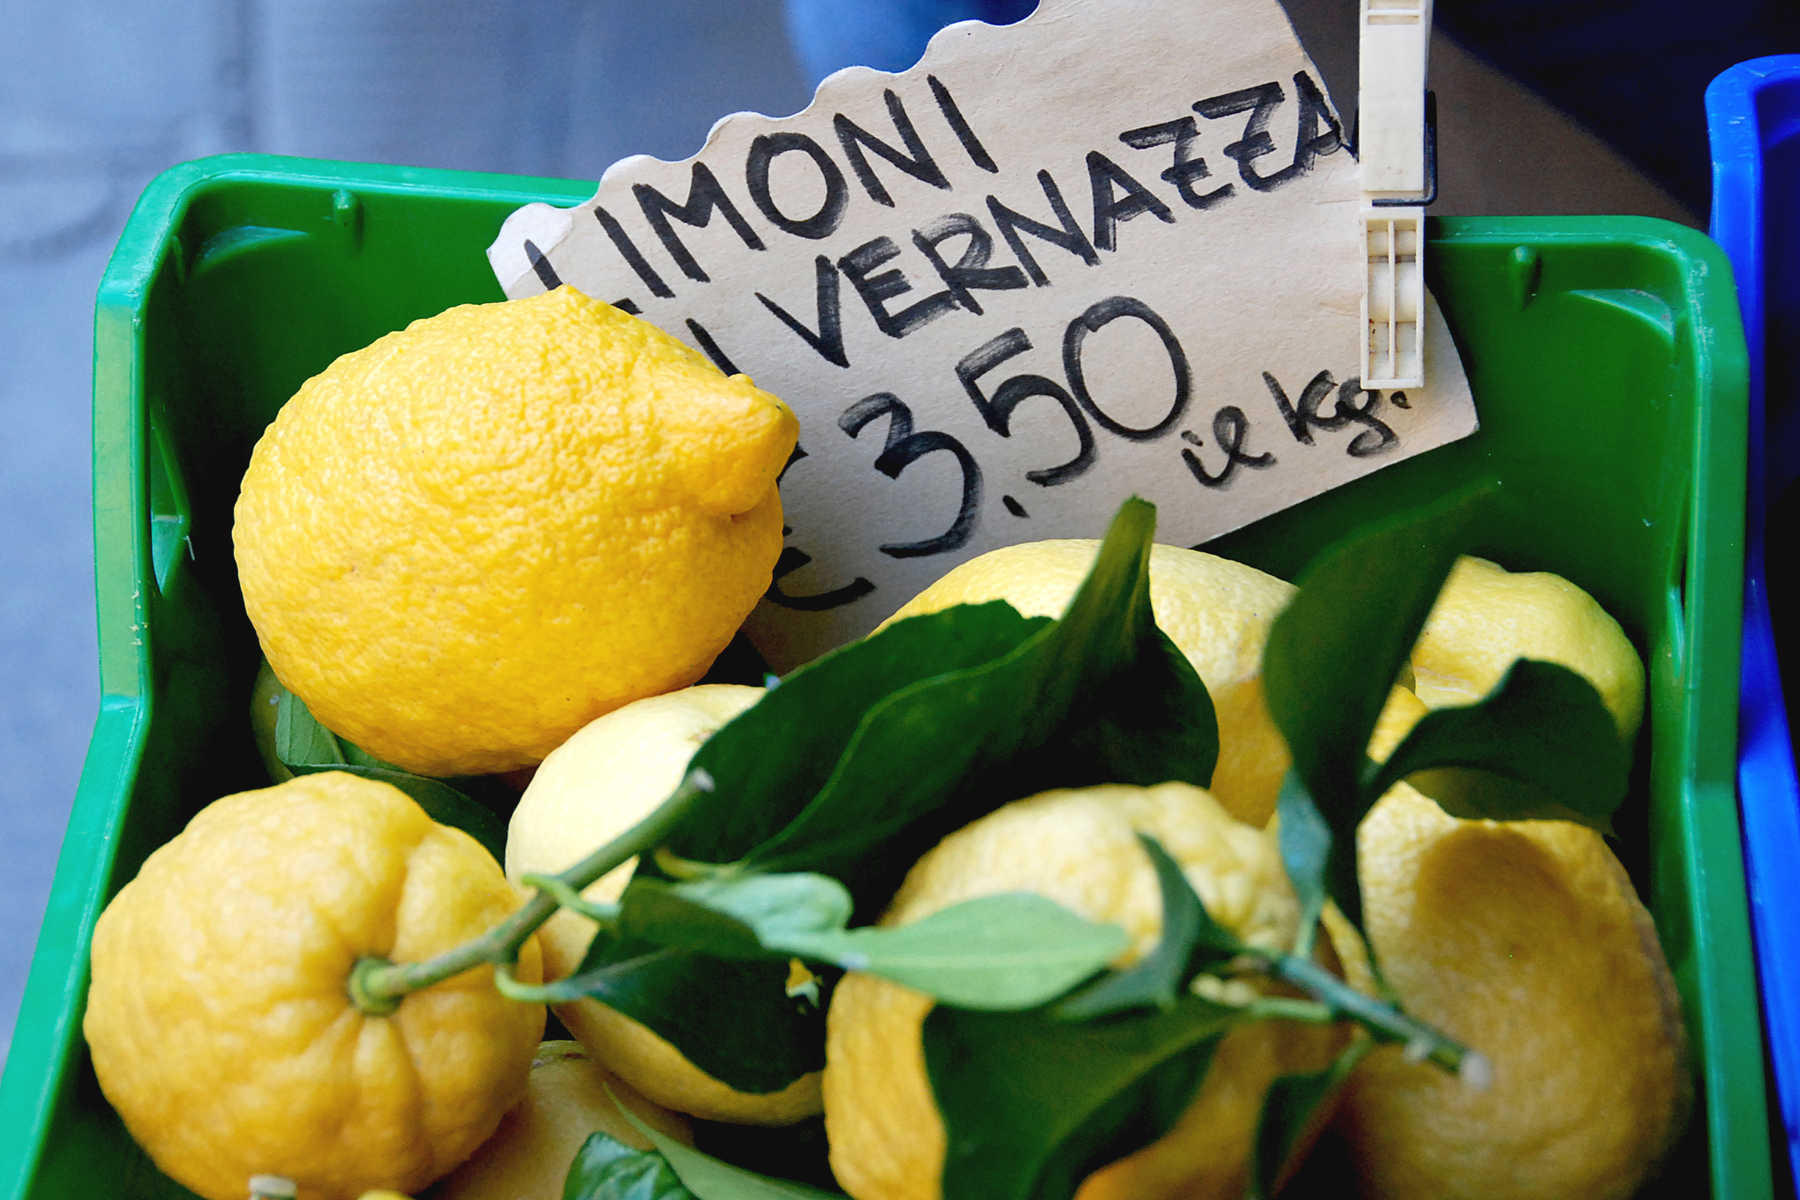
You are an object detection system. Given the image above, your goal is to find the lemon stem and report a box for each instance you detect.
[347,770,714,1012]
[1250,947,1480,1082]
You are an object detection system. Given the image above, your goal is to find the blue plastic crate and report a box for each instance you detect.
[1707,53,1800,1186]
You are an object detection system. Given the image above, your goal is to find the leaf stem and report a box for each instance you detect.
[347,770,714,1012]
[1248,947,1484,1084]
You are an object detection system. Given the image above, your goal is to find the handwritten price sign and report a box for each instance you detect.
[490,0,1477,668]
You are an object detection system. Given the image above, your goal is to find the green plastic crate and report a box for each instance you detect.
[0,153,1772,1198]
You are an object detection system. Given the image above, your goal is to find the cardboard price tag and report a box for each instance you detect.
[489,0,1477,669]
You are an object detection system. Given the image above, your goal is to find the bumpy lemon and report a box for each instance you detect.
[1411,556,1645,740]
[433,1040,693,1199]
[506,684,823,1125]
[880,542,1296,827]
[1336,787,1690,1200]
[233,286,798,777]
[1332,623,1685,1199]
[822,782,1343,1200]
[83,772,547,1200]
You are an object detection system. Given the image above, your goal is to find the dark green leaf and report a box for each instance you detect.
[926,997,1241,1200]
[1262,493,1480,815]
[610,1091,847,1199]
[782,893,1128,1010]
[674,602,1046,865]
[559,943,826,1094]
[273,688,346,768]
[743,498,1217,896]
[1365,659,1629,832]
[574,498,1219,1097]
[1053,836,1242,1021]
[564,1130,693,1200]
[1247,1037,1372,1200]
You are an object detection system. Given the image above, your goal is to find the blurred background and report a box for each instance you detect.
[0,0,1779,1066]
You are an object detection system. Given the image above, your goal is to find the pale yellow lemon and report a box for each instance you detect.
[505,684,823,1125]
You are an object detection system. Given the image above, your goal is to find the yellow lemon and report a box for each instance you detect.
[505,683,823,1125]
[879,542,1295,827]
[822,781,1343,1200]
[1335,787,1690,1200]
[233,286,798,777]
[83,772,546,1200]
[432,1040,693,1199]
[1411,556,1644,740]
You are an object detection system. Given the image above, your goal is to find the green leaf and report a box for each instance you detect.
[1274,770,1338,937]
[1365,659,1629,832]
[1052,836,1242,1020]
[782,893,1128,1010]
[1247,1037,1372,1200]
[673,602,1046,866]
[1262,494,1480,815]
[618,874,856,960]
[573,498,1219,1097]
[564,1130,693,1200]
[558,943,826,1094]
[925,997,1241,1200]
[610,1088,847,1199]
[273,688,347,768]
[743,497,1218,896]
[619,876,1126,1011]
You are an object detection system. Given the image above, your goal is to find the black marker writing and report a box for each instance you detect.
[756,255,849,368]
[745,132,851,240]
[929,74,1000,173]
[839,392,982,557]
[1062,295,1191,440]
[835,89,951,207]
[1180,407,1276,487]
[1118,118,1233,210]
[912,212,1030,316]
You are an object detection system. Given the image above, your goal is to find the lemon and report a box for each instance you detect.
[1331,635,1684,1198]
[1411,556,1644,740]
[506,683,823,1125]
[83,772,546,1200]
[880,541,1296,827]
[233,286,798,777]
[1335,787,1690,1200]
[822,782,1343,1200]
[432,1040,692,1199]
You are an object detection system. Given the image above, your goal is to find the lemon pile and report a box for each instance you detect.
[82,284,1689,1200]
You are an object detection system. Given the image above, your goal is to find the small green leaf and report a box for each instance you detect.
[273,689,347,768]
[1053,836,1242,1020]
[619,876,1126,1012]
[1274,770,1339,936]
[1247,1037,1372,1200]
[783,893,1128,1010]
[618,874,855,960]
[1366,659,1629,832]
[564,1130,693,1200]
[926,997,1242,1200]
[610,1088,846,1199]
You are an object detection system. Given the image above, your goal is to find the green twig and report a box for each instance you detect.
[1248,947,1489,1087]
[347,770,713,1012]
